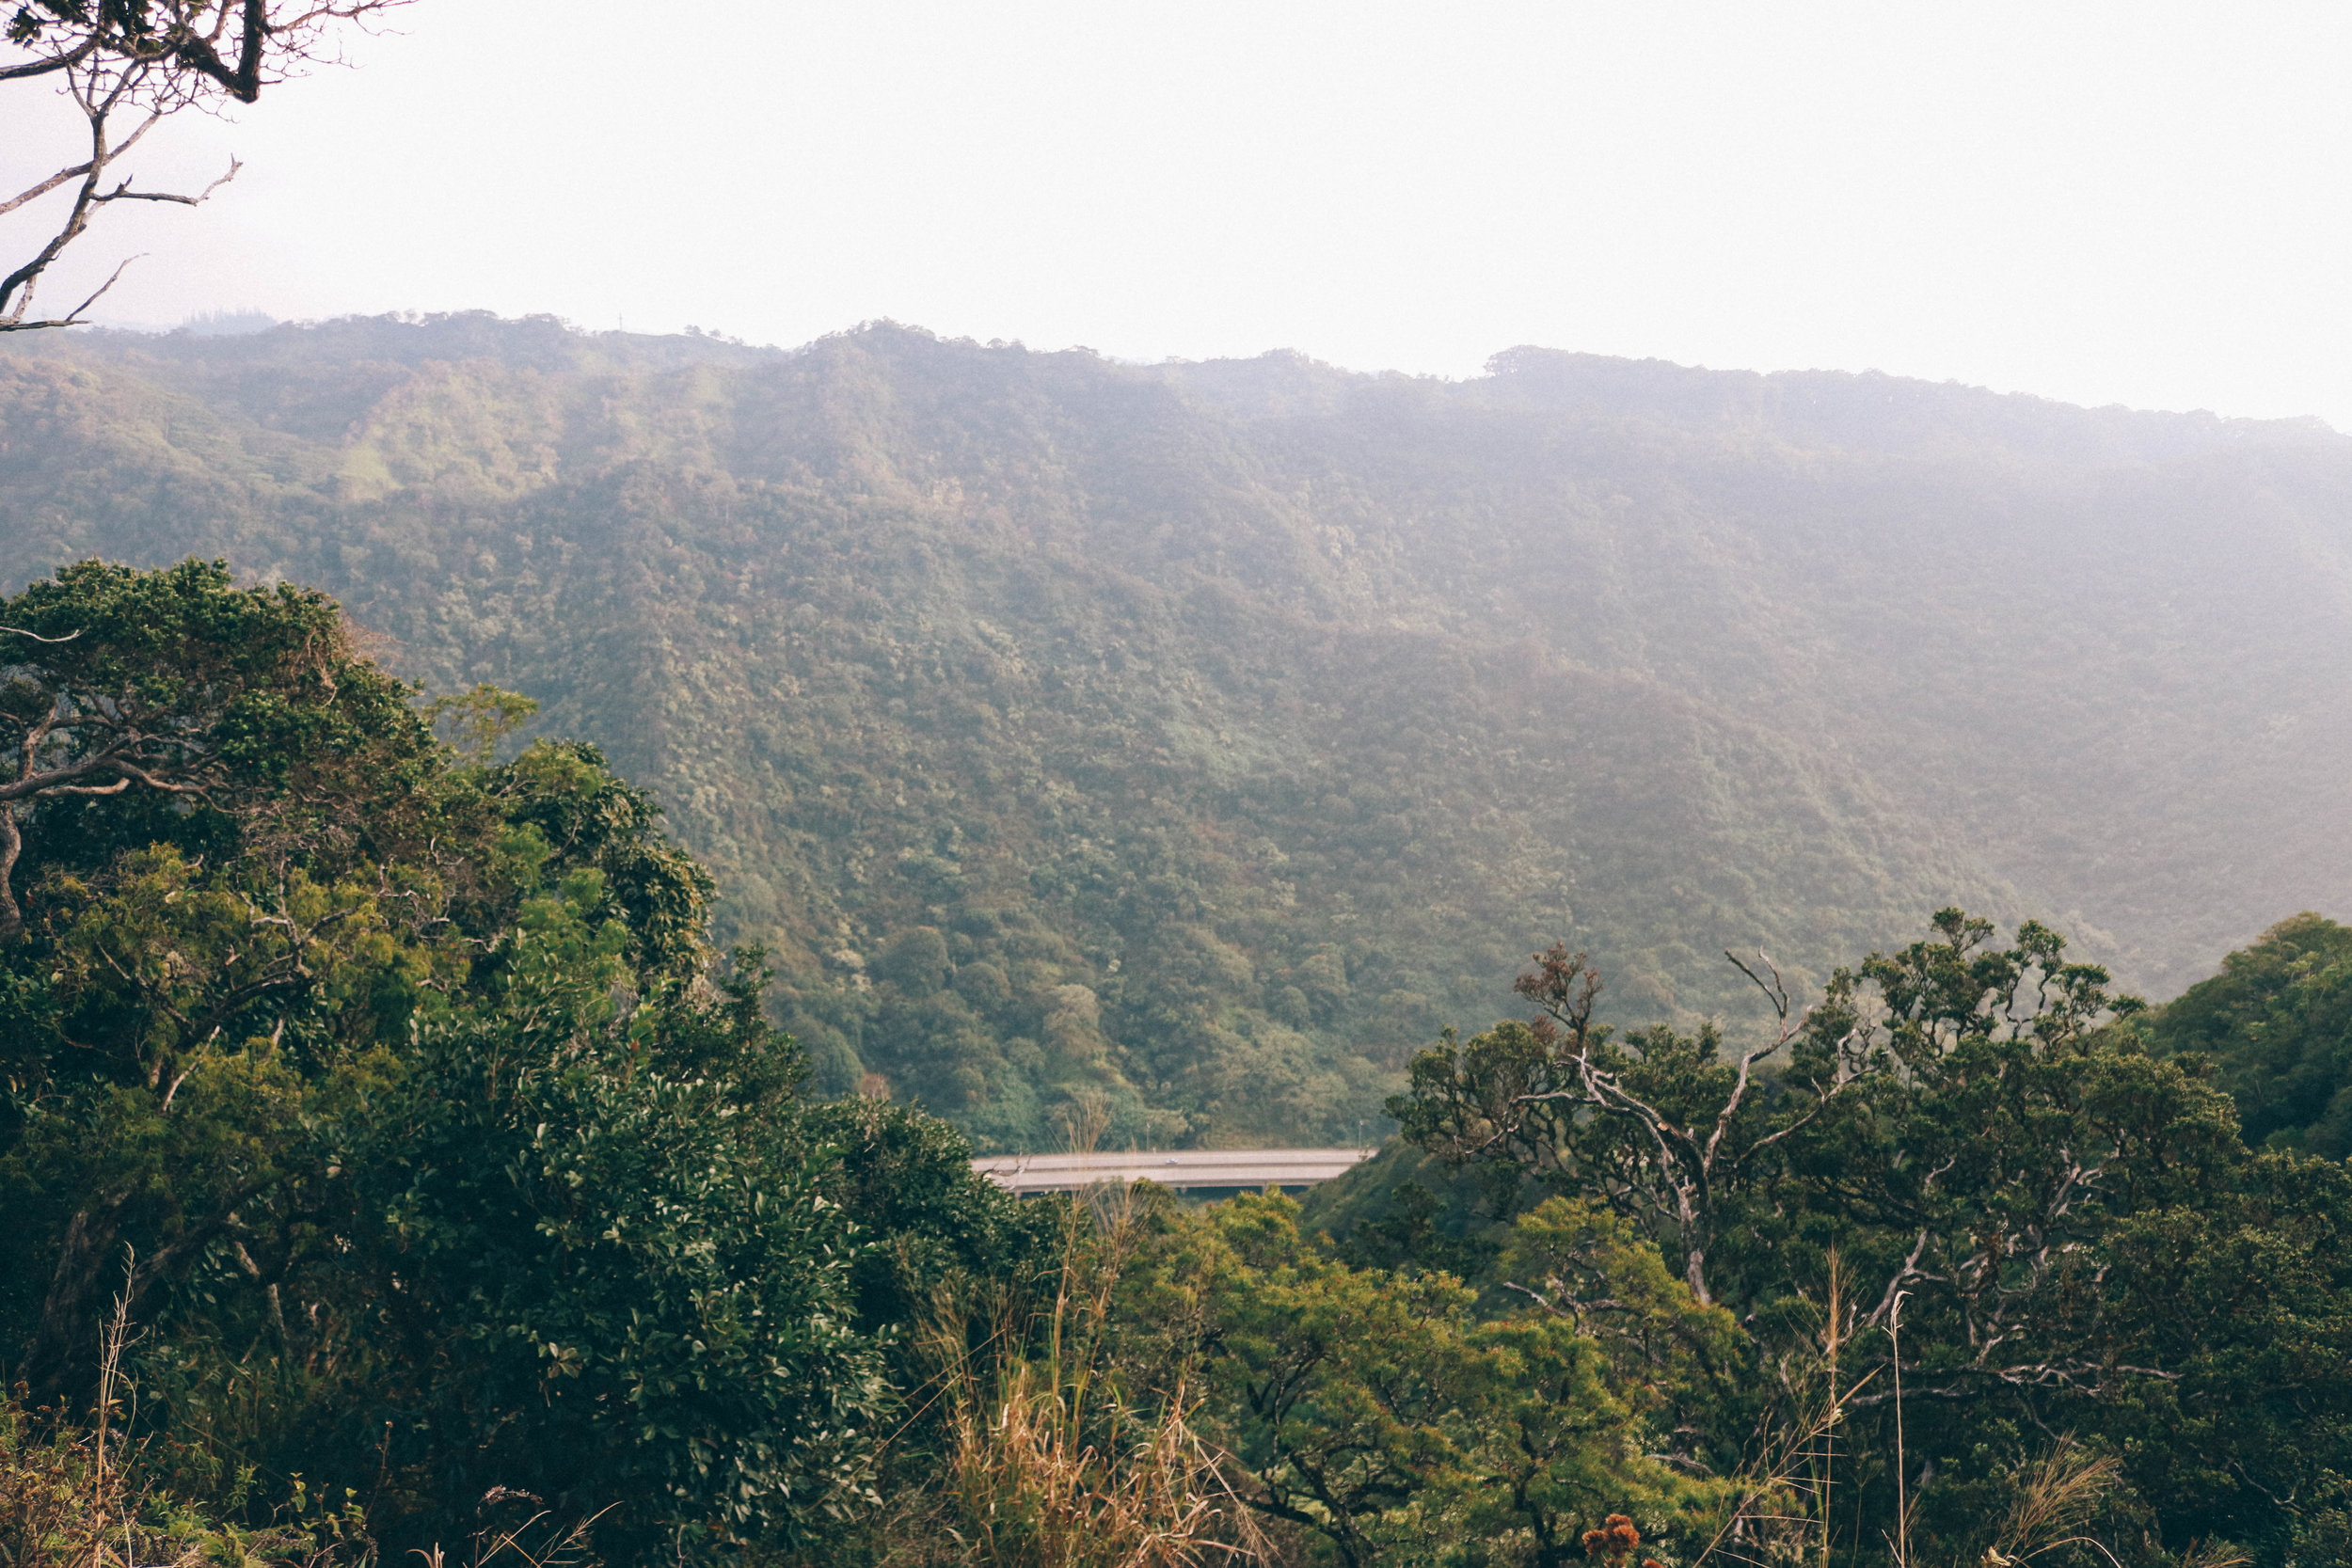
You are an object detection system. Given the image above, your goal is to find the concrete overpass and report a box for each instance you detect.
[971,1147,1377,1196]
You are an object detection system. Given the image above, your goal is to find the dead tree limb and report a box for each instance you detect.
[1,0,405,330]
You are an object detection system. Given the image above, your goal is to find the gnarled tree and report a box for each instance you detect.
[0,557,433,942]
[2,0,405,329]
[1,560,736,1427]
[1392,911,2248,1418]
[1389,942,1868,1307]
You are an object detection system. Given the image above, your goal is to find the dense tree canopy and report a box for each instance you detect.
[0,557,436,939]
[2143,912,2352,1156]
[0,559,1030,1558]
[1361,913,2352,1566]
[5,557,2351,1568]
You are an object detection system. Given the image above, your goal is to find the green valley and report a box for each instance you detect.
[6,314,2348,1149]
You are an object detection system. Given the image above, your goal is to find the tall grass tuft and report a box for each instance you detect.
[917,1125,1263,1568]
[1985,1436,2122,1566]
[0,1273,325,1568]
[934,1342,1255,1568]
[2,1263,607,1568]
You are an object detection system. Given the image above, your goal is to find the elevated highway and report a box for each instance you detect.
[971,1147,1377,1196]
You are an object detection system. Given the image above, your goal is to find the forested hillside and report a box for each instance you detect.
[5,314,2348,1148]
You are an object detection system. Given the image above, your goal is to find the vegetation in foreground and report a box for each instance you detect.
[5,560,2351,1566]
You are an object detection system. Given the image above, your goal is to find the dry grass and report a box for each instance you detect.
[1680,1253,2196,1568]
[405,1508,604,1568]
[2,1264,605,1568]
[1985,1436,2123,1565]
[933,1348,1260,1568]
[1692,1251,1871,1568]
[909,1116,1265,1568]
[0,1278,316,1568]
[0,1402,236,1568]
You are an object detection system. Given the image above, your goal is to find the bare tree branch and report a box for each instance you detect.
[2,0,405,332]
[0,112,163,217]
[0,32,101,83]
[41,252,147,328]
[94,157,243,209]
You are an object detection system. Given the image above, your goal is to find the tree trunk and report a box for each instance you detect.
[0,805,22,943]
[22,1183,267,1404]
[22,1196,127,1404]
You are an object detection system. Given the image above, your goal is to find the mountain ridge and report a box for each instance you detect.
[5,313,2345,1147]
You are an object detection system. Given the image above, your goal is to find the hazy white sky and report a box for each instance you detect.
[10,1,2352,424]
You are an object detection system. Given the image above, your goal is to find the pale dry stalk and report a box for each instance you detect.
[929,1187,1263,1568]
[0,1258,209,1568]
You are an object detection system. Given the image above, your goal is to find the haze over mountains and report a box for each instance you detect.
[4,313,2347,1148]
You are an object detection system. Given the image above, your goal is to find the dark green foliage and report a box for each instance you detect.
[875,926,950,995]
[2144,912,2352,1155]
[0,562,726,1418]
[337,912,881,1558]
[480,738,719,981]
[0,562,986,1559]
[1120,1190,1733,1566]
[0,557,442,941]
[2090,1150,2352,1561]
[1376,909,2352,1565]
[1318,1149,1504,1284]
[798,1093,1058,1340]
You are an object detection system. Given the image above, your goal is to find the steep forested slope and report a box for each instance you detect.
[5,315,2347,1148]
[2147,912,2352,1156]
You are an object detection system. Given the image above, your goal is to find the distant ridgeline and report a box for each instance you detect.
[5,315,2348,1149]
